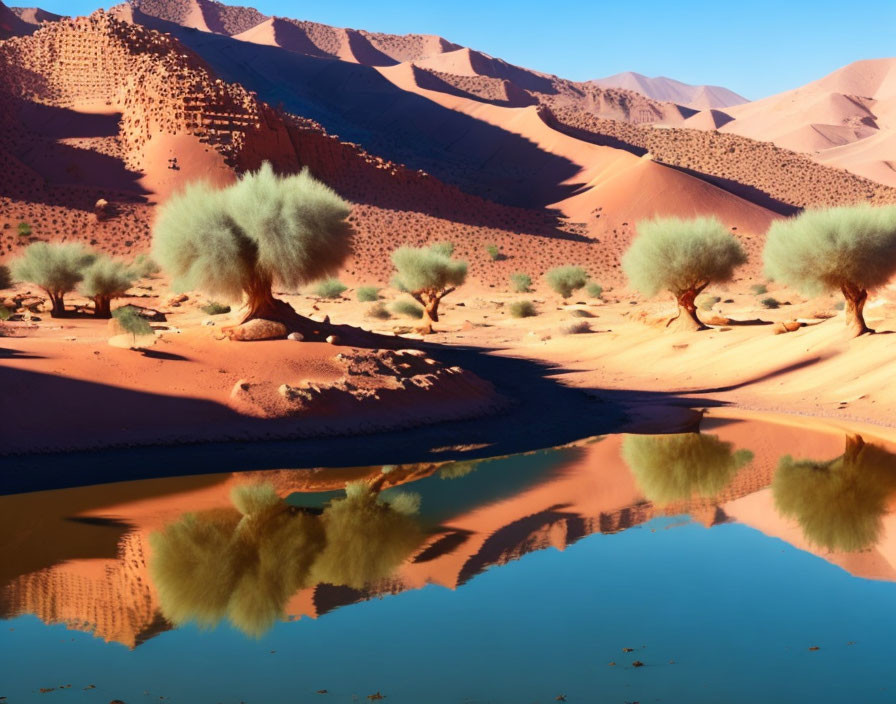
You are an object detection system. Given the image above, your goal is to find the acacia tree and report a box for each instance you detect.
[391,244,467,333]
[152,163,354,331]
[772,435,896,552]
[0,264,11,290]
[79,256,137,317]
[622,217,746,329]
[10,242,96,317]
[763,205,896,336]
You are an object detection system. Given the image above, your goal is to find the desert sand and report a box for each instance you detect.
[1,0,895,474]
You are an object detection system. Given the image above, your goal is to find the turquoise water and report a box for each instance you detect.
[2,422,896,703]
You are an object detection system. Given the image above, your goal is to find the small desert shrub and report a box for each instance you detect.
[509,300,536,318]
[389,298,424,319]
[10,242,96,317]
[750,283,768,295]
[366,302,391,320]
[113,305,153,346]
[586,282,603,299]
[356,285,379,302]
[429,241,454,256]
[562,320,591,334]
[132,254,161,278]
[17,221,31,237]
[314,277,347,299]
[0,305,10,321]
[763,205,896,335]
[697,295,721,311]
[570,308,593,318]
[761,297,781,309]
[545,266,588,299]
[509,272,531,293]
[201,301,231,315]
[485,244,502,261]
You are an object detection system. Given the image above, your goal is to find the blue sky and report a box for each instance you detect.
[31,0,896,99]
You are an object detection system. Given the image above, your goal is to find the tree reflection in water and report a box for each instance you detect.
[621,432,754,505]
[773,435,896,553]
[149,480,423,637]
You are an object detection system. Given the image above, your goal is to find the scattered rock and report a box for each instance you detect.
[165,294,188,307]
[287,332,304,341]
[231,379,250,397]
[326,334,340,345]
[632,660,645,668]
[809,646,820,651]
[773,321,804,335]
[622,647,634,653]
[227,319,287,341]
[202,318,216,326]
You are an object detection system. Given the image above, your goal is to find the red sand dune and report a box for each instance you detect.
[717,59,896,186]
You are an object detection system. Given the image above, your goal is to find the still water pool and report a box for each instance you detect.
[2,412,895,703]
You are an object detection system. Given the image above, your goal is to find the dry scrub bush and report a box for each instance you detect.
[509,300,536,318]
[313,277,347,299]
[79,256,137,318]
[391,244,467,332]
[622,217,746,330]
[509,272,531,293]
[152,163,353,329]
[586,282,603,299]
[389,297,424,319]
[10,242,95,317]
[763,205,896,336]
[772,435,896,552]
[356,285,380,302]
[545,266,587,299]
[621,432,754,504]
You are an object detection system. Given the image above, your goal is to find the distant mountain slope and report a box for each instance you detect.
[0,0,33,37]
[127,0,265,35]
[591,71,747,110]
[716,58,896,186]
[10,6,64,28]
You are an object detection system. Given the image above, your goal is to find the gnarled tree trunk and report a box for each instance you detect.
[414,289,450,335]
[47,291,65,318]
[236,271,324,338]
[841,282,870,336]
[93,296,112,318]
[670,286,707,331]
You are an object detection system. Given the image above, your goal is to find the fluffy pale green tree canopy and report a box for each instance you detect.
[763,205,896,335]
[310,481,423,590]
[621,432,754,505]
[10,242,96,317]
[545,266,587,299]
[79,256,137,317]
[149,481,423,636]
[391,244,468,330]
[772,435,896,552]
[152,163,353,325]
[622,217,746,328]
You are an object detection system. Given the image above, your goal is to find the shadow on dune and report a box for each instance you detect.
[0,333,721,493]
[129,13,584,211]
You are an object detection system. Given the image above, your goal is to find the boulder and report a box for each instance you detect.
[228,318,288,341]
